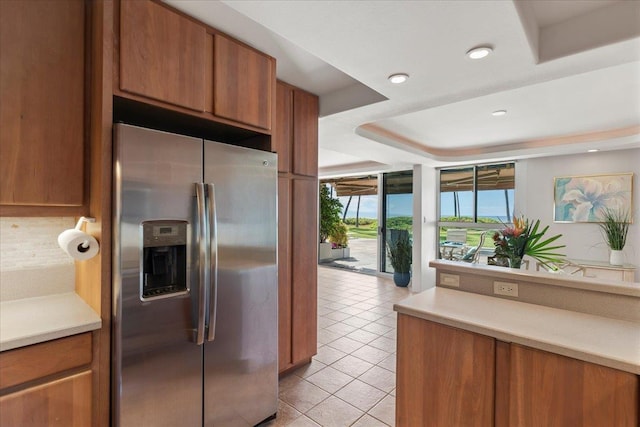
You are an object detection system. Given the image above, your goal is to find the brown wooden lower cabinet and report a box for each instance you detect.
[278,176,293,370]
[500,343,638,427]
[0,333,94,426]
[0,371,92,426]
[278,176,318,373]
[396,314,639,427]
[290,178,318,364]
[396,314,495,426]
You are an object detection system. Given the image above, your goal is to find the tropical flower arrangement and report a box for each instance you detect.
[492,215,566,269]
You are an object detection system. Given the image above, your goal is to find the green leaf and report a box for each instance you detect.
[523,218,566,266]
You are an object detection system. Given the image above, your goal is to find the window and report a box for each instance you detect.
[438,163,515,261]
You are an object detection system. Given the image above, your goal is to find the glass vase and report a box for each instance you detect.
[508,256,522,269]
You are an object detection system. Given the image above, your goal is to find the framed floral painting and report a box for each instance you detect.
[554,173,633,223]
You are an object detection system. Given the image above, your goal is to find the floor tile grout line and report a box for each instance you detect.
[273,267,407,426]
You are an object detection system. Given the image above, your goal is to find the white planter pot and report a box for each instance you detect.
[319,242,332,261]
[330,247,350,259]
[319,243,350,261]
[609,249,624,266]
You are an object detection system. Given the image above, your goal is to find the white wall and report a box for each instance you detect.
[515,148,639,279]
[412,165,438,292]
[337,148,639,286]
[0,217,75,301]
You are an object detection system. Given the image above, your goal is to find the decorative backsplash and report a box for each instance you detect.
[0,217,75,301]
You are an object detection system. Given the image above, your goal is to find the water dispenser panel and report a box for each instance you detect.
[141,220,188,300]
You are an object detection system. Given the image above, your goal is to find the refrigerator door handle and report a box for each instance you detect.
[206,183,218,342]
[195,182,208,346]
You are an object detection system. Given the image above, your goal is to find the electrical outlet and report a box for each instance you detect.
[494,281,518,297]
[440,273,460,287]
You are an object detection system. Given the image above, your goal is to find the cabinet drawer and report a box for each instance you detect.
[0,371,92,426]
[0,333,92,390]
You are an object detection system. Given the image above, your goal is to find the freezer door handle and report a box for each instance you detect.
[206,183,218,342]
[195,182,208,345]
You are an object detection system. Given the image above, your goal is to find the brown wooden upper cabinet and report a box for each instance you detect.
[212,34,274,130]
[0,0,86,212]
[273,83,293,173]
[119,0,207,112]
[292,90,319,177]
[273,81,319,176]
[117,0,275,133]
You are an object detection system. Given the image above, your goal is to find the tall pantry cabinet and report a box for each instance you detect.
[273,81,319,373]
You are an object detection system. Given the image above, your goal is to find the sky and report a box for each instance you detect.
[339,194,414,219]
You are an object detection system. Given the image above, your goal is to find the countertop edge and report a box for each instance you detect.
[429,260,640,297]
[394,288,640,375]
[0,293,102,352]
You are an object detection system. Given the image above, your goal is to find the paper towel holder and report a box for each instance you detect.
[73,217,95,251]
[58,216,99,259]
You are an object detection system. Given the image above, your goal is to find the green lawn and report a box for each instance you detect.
[345,219,498,249]
[346,223,378,239]
[439,228,497,248]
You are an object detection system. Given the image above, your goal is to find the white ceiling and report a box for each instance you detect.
[166,0,640,176]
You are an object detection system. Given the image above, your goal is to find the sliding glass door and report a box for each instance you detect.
[380,171,413,273]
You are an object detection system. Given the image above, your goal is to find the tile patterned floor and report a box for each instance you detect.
[266,266,412,427]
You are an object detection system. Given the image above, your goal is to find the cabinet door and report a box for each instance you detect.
[0,371,92,426]
[273,82,293,173]
[292,90,319,177]
[214,34,274,130]
[396,315,495,426]
[278,177,292,371]
[291,178,318,363]
[506,344,638,427]
[0,0,85,207]
[119,0,206,111]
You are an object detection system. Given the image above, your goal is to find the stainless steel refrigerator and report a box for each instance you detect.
[112,123,278,426]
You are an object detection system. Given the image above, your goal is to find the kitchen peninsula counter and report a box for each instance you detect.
[0,292,101,352]
[394,286,640,374]
[394,266,640,426]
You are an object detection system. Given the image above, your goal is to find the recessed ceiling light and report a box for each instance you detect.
[588,149,599,153]
[388,73,409,84]
[492,110,507,116]
[467,46,493,59]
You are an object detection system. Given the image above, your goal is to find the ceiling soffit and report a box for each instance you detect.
[171,1,640,169]
[357,124,640,163]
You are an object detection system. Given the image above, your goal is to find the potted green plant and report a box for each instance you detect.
[387,230,412,287]
[328,221,350,259]
[319,184,343,261]
[598,208,630,266]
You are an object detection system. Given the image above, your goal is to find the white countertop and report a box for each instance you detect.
[394,287,640,374]
[0,292,101,352]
